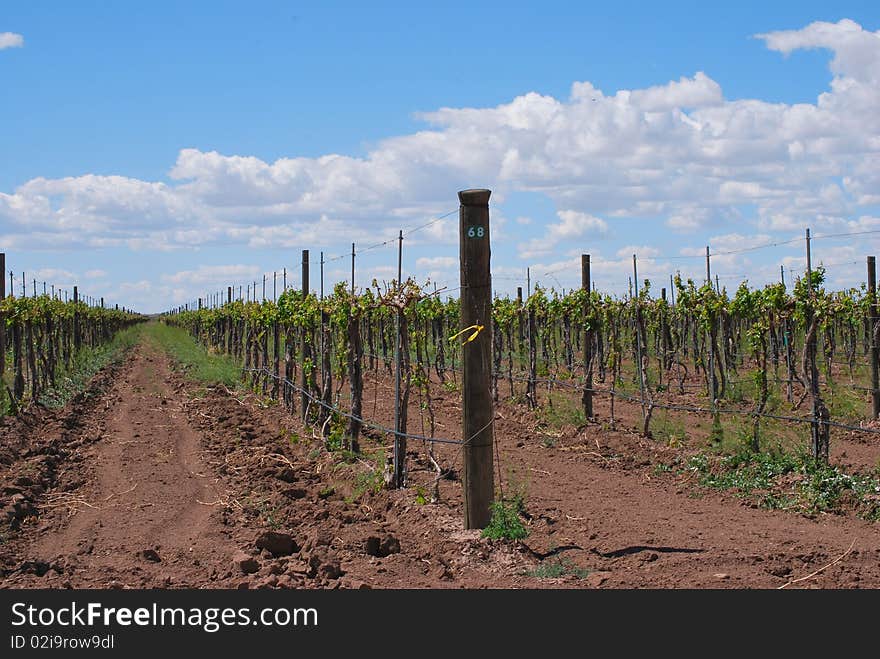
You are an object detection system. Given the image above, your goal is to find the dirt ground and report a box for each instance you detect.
[2,338,879,589]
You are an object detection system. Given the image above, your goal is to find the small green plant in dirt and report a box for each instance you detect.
[653,415,687,447]
[536,394,586,430]
[526,556,590,579]
[414,486,429,505]
[283,429,301,446]
[323,415,347,453]
[707,415,724,447]
[652,461,676,476]
[343,451,385,502]
[256,501,283,530]
[482,498,529,541]
[442,380,459,393]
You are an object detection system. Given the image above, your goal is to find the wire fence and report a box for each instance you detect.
[242,366,471,447]
[244,344,880,448]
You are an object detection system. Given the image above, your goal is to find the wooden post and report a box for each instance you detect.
[228,286,232,305]
[806,228,812,287]
[705,246,711,285]
[581,254,593,419]
[805,227,828,461]
[516,286,524,364]
[319,251,332,428]
[301,249,310,420]
[806,227,818,457]
[73,286,81,351]
[781,265,786,288]
[348,240,362,452]
[633,255,647,418]
[393,230,405,488]
[459,189,494,529]
[868,256,879,419]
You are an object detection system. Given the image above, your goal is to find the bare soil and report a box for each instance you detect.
[2,339,879,589]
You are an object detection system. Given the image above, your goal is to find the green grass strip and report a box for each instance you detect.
[141,321,240,388]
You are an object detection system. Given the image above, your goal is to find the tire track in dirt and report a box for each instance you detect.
[3,342,239,588]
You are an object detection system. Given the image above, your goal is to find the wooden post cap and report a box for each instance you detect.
[458,189,491,205]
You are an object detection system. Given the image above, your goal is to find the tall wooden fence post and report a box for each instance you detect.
[459,188,494,529]
[516,286,524,363]
[301,249,310,420]
[393,230,406,488]
[581,254,593,420]
[73,286,81,351]
[868,256,879,419]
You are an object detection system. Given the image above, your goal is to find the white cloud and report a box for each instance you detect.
[519,210,608,259]
[416,256,457,269]
[161,264,262,286]
[616,245,660,258]
[29,268,75,284]
[756,19,880,83]
[0,32,24,50]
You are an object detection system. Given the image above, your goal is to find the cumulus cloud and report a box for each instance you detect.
[416,256,457,269]
[757,19,880,83]
[0,32,24,49]
[161,264,263,286]
[519,210,608,259]
[616,245,660,258]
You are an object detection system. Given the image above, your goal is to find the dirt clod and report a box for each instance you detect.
[141,549,161,563]
[255,531,299,557]
[233,551,260,575]
[365,534,401,558]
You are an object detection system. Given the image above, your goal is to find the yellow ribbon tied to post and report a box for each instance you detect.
[449,324,484,345]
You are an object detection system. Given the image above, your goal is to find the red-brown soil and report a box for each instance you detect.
[2,339,879,589]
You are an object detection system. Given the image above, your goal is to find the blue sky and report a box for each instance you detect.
[1,1,879,312]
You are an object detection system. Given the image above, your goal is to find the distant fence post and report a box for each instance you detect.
[73,286,81,351]
[459,188,494,529]
[581,254,593,420]
[301,249,310,420]
[868,256,879,419]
